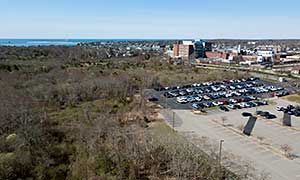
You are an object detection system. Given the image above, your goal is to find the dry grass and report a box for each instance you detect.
[282,94,300,103]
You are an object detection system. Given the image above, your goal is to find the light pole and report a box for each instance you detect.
[219,140,224,165]
[172,111,175,130]
[218,140,224,178]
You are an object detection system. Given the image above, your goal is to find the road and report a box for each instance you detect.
[160,102,300,180]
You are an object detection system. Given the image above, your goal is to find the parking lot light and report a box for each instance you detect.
[219,140,224,165]
[172,111,175,130]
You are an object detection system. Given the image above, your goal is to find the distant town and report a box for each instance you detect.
[79,39,300,78]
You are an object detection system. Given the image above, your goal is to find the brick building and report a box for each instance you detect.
[173,42,194,59]
[205,51,229,59]
[173,43,180,57]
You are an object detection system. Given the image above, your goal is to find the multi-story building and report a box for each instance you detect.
[173,41,194,59]
[173,42,180,57]
[194,40,212,59]
[172,39,212,60]
[178,44,194,59]
[205,42,212,52]
[194,40,205,59]
[256,50,275,61]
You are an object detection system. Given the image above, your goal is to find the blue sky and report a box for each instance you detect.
[1,0,300,39]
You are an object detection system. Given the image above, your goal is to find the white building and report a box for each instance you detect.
[182,41,194,46]
[257,56,264,63]
[256,50,275,61]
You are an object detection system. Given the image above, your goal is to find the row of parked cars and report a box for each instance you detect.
[277,105,300,117]
[276,91,290,97]
[155,77,260,92]
[161,78,284,106]
[173,84,283,104]
[242,111,277,119]
[172,84,283,103]
[163,81,263,99]
[192,95,268,112]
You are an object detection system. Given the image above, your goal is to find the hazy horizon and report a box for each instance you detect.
[2,38,300,40]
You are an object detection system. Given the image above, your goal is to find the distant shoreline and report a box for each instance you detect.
[1,38,300,47]
[0,39,181,47]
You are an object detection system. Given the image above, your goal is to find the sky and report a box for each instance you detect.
[1,0,300,39]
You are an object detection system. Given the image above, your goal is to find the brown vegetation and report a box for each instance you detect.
[0,46,245,180]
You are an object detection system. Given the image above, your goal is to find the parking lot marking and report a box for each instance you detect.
[255,148,269,154]
[209,115,295,160]
[290,132,300,136]
[258,117,300,132]
[208,118,290,158]
[163,107,300,180]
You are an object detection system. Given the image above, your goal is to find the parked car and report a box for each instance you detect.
[260,111,270,117]
[195,95,202,102]
[186,88,194,94]
[179,90,187,96]
[228,104,236,109]
[234,104,242,109]
[276,106,285,111]
[203,102,214,108]
[293,111,300,117]
[177,97,188,104]
[255,101,266,106]
[256,110,264,115]
[164,92,172,98]
[169,91,179,97]
[229,99,238,104]
[242,112,252,117]
[265,114,277,119]
[186,96,196,103]
[203,95,211,100]
[148,97,159,102]
[239,103,247,108]
[288,111,295,115]
[247,102,256,107]
[192,103,204,109]
[194,88,203,94]
[211,101,218,106]
[261,101,268,105]
[287,105,295,110]
[220,105,229,112]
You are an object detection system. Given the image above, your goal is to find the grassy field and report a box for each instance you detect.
[147,120,189,145]
[282,94,300,103]
[268,99,278,105]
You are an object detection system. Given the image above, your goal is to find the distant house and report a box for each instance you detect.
[291,66,300,74]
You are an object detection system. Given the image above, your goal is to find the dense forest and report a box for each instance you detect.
[0,46,251,180]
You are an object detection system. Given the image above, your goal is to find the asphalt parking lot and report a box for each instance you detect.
[152,78,300,180]
[145,78,288,110]
[160,98,300,180]
[205,98,300,155]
